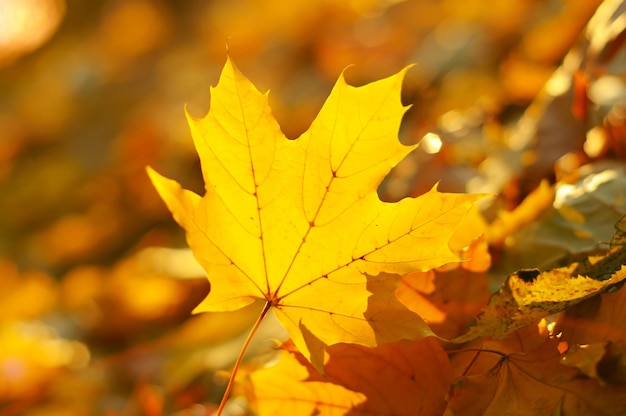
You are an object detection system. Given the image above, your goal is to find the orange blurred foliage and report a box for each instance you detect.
[0,0,622,414]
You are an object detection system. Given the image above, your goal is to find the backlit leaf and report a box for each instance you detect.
[148,56,481,367]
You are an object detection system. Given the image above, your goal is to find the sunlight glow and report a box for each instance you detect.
[0,0,65,66]
[421,132,443,154]
[584,126,607,157]
[589,75,626,106]
[544,67,571,97]
[554,169,619,208]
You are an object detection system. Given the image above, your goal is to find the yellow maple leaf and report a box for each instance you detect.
[147,56,481,369]
[246,345,367,415]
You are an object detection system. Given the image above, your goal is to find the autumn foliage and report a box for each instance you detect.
[5,1,626,415]
[147,53,626,415]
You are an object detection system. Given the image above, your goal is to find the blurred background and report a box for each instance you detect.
[1,0,622,414]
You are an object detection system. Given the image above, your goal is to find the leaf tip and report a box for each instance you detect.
[145,165,160,184]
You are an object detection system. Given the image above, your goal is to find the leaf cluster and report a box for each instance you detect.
[149,53,626,416]
[2,2,625,415]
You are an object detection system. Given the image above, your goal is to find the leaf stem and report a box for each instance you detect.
[446,348,507,357]
[216,301,272,416]
[445,348,508,376]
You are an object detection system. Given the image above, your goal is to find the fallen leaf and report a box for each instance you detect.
[454,263,626,343]
[248,337,452,416]
[148,56,481,368]
[324,337,452,416]
[447,323,626,416]
[454,215,626,343]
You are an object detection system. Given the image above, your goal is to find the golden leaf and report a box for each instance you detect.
[148,56,482,368]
